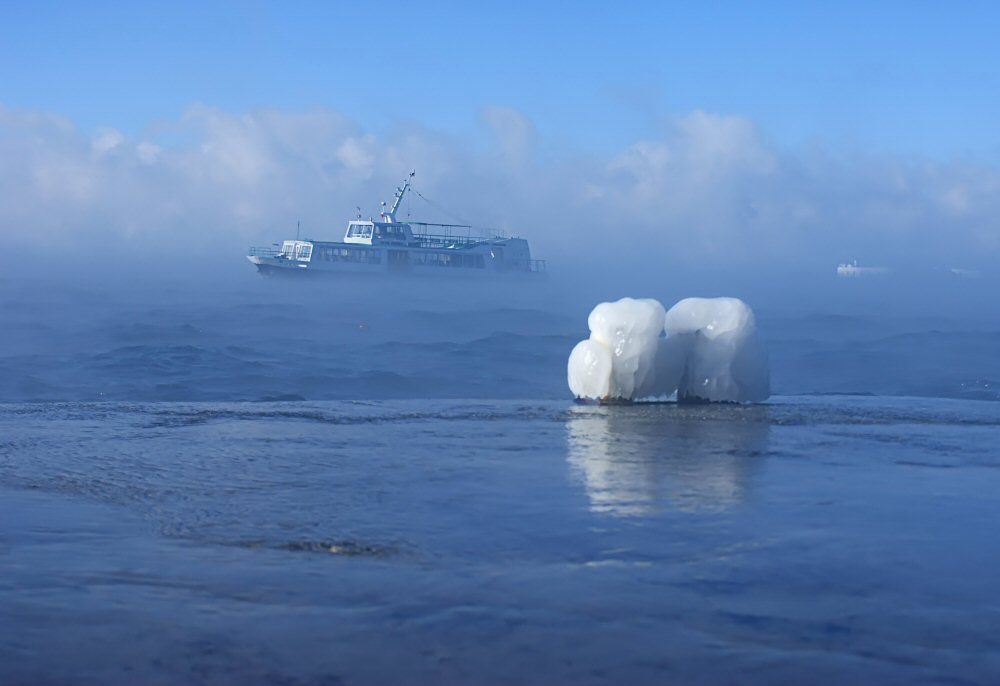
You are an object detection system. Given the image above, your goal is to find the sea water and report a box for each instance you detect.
[2,275,999,684]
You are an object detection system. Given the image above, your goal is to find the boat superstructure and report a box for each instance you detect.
[248,172,546,278]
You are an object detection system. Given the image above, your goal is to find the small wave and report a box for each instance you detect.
[224,538,397,558]
[143,403,570,429]
[109,322,207,343]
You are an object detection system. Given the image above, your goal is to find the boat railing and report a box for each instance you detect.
[529,259,547,272]
[407,222,508,242]
[249,246,282,258]
[411,234,493,249]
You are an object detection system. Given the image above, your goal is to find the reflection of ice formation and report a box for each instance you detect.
[566,404,768,516]
[567,296,770,403]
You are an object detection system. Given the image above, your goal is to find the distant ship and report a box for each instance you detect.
[836,260,888,277]
[248,172,546,278]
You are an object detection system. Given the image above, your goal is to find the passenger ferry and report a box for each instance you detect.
[248,172,545,278]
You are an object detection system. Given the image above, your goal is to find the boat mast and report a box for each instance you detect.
[383,170,415,223]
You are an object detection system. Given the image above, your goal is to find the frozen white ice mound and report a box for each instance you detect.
[567,296,770,403]
[566,296,668,402]
[664,297,770,402]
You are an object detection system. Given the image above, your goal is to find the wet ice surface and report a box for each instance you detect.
[3,397,1000,685]
[567,296,770,402]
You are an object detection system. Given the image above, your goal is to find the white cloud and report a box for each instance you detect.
[91,129,125,155]
[0,102,997,270]
[336,135,377,178]
[480,105,537,164]
[135,141,161,165]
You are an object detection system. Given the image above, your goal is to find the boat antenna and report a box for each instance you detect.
[384,170,415,224]
[296,220,300,240]
[356,206,362,220]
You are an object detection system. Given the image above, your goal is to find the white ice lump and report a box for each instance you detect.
[568,298,665,401]
[567,296,770,403]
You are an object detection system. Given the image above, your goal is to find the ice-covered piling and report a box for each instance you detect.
[567,296,770,403]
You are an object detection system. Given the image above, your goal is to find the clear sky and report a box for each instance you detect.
[2,0,999,158]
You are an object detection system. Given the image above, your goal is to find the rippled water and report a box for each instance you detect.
[1,276,998,403]
[2,278,1000,684]
[3,397,1000,685]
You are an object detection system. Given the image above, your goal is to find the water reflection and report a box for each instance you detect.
[566,403,770,516]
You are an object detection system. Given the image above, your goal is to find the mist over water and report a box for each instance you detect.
[2,253,997,404]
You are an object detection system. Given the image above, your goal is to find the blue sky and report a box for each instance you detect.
[3,1,999,158]
[2,1,999,272]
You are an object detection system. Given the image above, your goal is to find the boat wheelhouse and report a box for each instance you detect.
[248,172,545,278]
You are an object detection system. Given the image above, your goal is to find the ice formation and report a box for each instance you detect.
[567,298,664,400]
[567,296,770,403]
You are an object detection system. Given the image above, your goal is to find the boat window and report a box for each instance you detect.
[348,223,373,239]
[319,246,382,264]
[408,251,490,269]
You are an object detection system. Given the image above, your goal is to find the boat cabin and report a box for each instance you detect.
[344,220,416,246]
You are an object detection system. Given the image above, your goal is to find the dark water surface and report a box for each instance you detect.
[2,276,998,403]
[3,398,1000,685]
[2,276,1000,684]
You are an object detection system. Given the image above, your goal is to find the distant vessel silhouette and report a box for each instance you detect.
[836,260,888,277]
[248,172,546,278]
